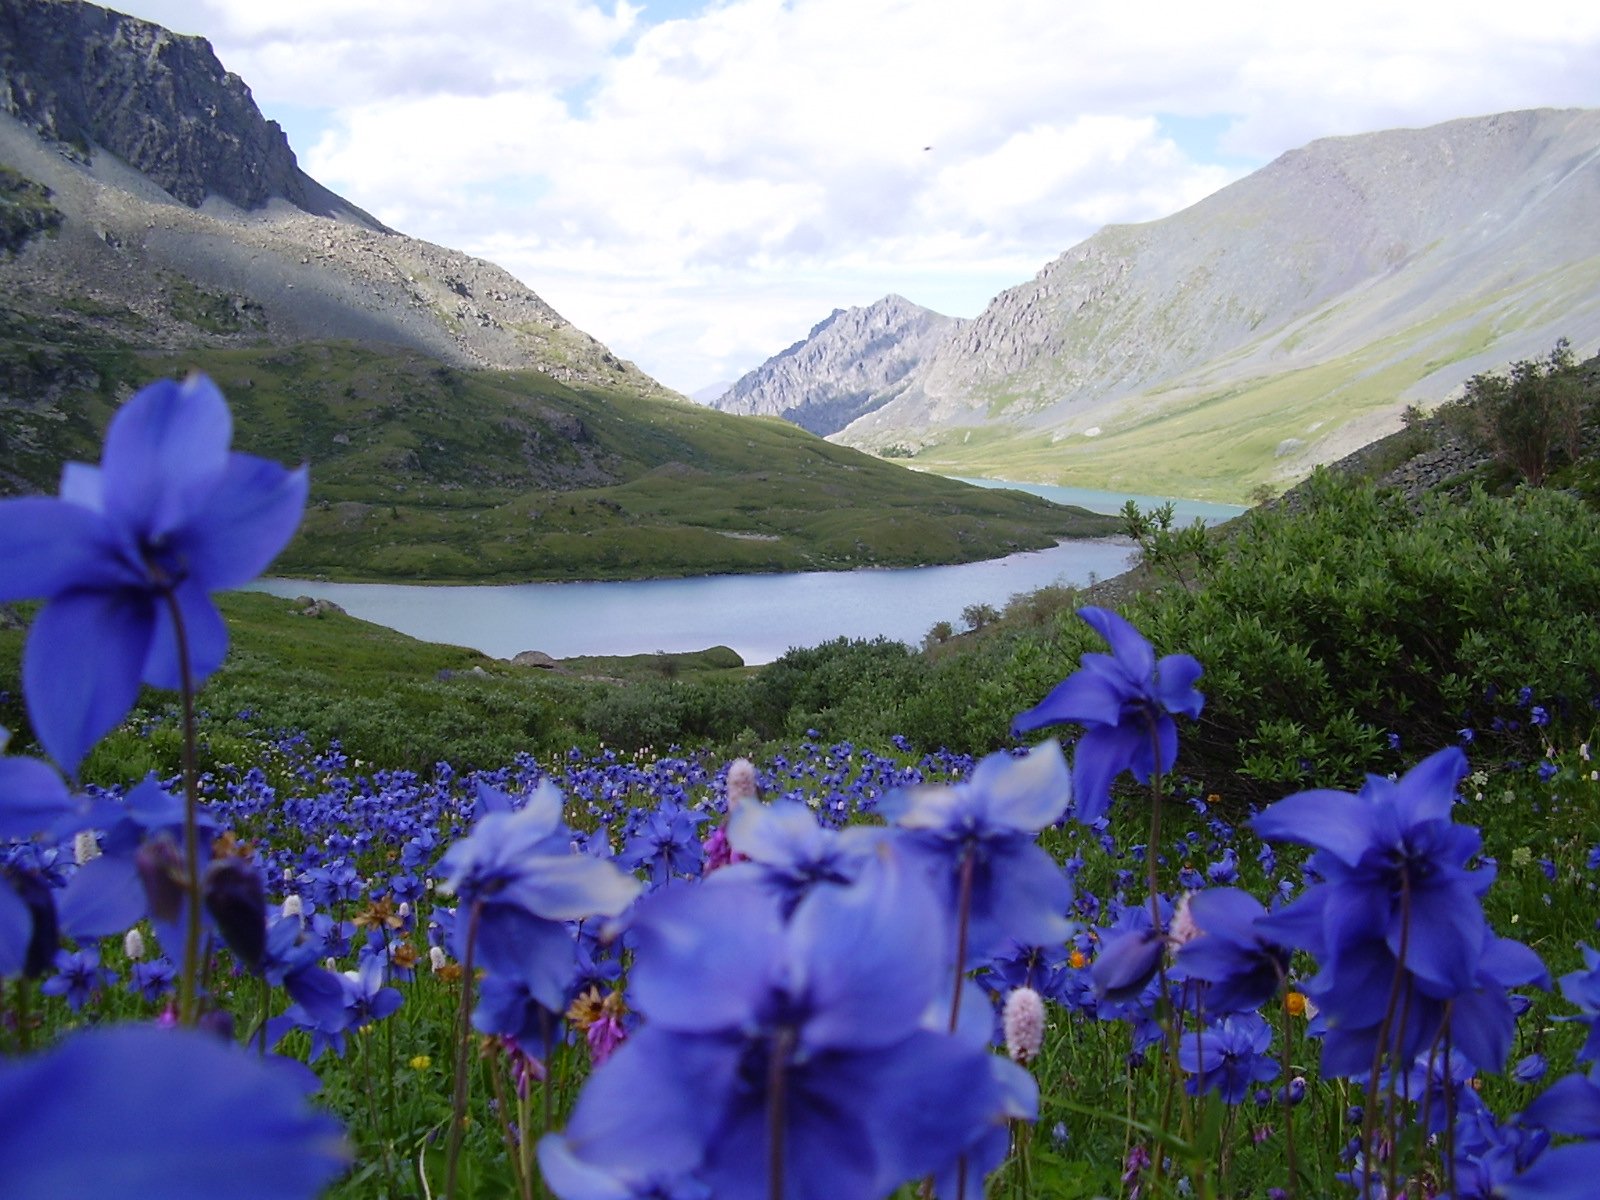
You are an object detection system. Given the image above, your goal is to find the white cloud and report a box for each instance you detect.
[110,0,1600,391]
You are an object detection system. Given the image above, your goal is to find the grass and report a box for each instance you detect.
[0,313,1119,580]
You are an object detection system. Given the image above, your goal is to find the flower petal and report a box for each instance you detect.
[1011,658,1127,735]
[1155,653,1205,718]
[967,740,1071,832]
[790,849,946,1051]
[1080,606,1155,682]
[1250,789,1375,865]
[0,1025,349,1199]
[0,755,76,841]
[142,578,229,692]
[0,498,133,602]
[100,377,232,539]
[24,590,155,775]
[175,456,309,590]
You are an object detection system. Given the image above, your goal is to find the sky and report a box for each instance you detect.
[112,0,1600,395]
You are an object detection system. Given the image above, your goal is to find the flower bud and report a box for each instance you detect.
[282,894,304,922]
[123,927,146,961]
[203,856,267,971]
[429,945,448,973]
[1003,985,1046,1064]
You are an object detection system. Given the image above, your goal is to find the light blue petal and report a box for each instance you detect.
[728,800,825,863]
[502,854,642,922]
[966,840,1073,958]
[560,1027,736,1177]
[537,1134,637,1200]
[968,740,1070,832]
[629,879,784,1032]
[790,849,946,1051]
[24,590,154,775]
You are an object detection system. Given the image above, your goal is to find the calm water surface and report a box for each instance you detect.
[248,484,1243,665]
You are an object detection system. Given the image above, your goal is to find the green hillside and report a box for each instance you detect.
[0,305,1117,581]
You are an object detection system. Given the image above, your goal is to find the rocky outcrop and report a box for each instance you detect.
[0,2,678,395]
[713,295,964,435]
[0,0,376,221]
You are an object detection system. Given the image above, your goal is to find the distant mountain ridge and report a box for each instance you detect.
[733,108,1600,500]
[712,294,964,435]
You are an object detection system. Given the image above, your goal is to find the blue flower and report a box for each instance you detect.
[1556,943,1600,1064]
[438,781,641,1010]
[879,741,1074,958]
[0,376,308,773]
[1011,607,1203,822]
[1178,1012,1279,1104]
[0,1024,348,1198]
[1252,748,1525,1076]
[717,799,877,915]
[541,853,1032,1199]
[1174,887,1290,1016]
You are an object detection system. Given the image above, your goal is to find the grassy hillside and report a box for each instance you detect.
[0,305,1117,581]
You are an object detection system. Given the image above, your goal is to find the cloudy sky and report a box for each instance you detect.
[115,0,1600,395]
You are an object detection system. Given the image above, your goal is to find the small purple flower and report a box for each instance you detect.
[1178,1013,1279,1104]
[40,946,111,1011]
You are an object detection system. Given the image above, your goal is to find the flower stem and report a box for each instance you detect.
[446,901,483,1200]
[768,1027,794,1200]
[948,849,976,1032]
[161,590,204,1028]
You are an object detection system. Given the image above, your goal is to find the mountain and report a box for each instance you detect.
[712,294,965,435]
[0,0,673,392]
[0,0,1110,580]
[811,109,1600,501]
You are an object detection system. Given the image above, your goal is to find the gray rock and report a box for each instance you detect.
[511,650,558,669]
[712,295,965,436]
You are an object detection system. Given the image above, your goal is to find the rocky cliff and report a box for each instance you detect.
[713,294,964,435]
[0,0,375,219]
[0,0,675,395]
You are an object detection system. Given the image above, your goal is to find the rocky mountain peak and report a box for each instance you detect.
[713,293,965,436]
[0,0,375,221]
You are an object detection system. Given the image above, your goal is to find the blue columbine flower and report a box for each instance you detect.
[540,852,1033,1199]
[1251,747,1520,1076]
[1011,607,1203,823]
[437,781,641,1010]
[1174,886,1291,1016]
[0,375,308,773]
[878,740,1074,959]
[1178,1012,1279,1103]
